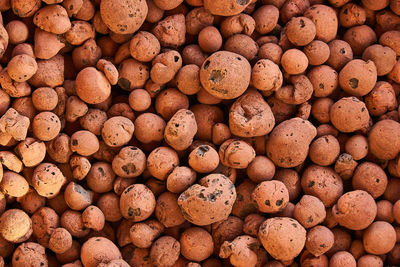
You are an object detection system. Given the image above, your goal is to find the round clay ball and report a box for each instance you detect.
[32,112,61,141]
[294,195,326,228]
[32,163,65,198]
[147,147,179,180]
[100,0,147,34]
[75,67,111,104]
[338,59,377,96]
[304,4,338,43]
[0,209,32,243]
[180,227,214,261]
[309,135,340,166]
[177,173,236,226]
[305,225,334,257]
[32,87,58,111]
[301,165,343,207]
[200,51,251,100]
[332,190,377,230]
[128,89,151,112]
[48,228,73,254]
[363,221,396,255]
[304,40,330,66]
[330,97,370,133]
[329,251,356,267]
[357,255,384,267]
[112,146,146,178]
[286,17,316,46]
[252,180,289,213]
[134,113,166,144]
[129,31,160,62]
[246,155,275,183]
[7,54,37,82]
[12,242,47,267]
[149,236,180,267]
[259,217,306,261]
[81,237,122,267]
[352,162,388,199]
[70,130,99,156]
[344,134,368,160]
[281,49,309,74]
[120,184,156,221]
[188,145,219,173]
[101,116,134,147]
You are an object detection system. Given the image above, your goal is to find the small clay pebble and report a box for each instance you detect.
[259,217,306,261]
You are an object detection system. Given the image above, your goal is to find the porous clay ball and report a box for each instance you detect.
[112,146,146,178]
[164,109,197,151]
[251,59,283,93]
[149,236,180,267]
[177,173,236,226]
[219,235,260,267]
[286,17,316,46]
[329,251,356,267]
[32,112,61,141]
[129,31,160,62]
[75,67,111,104]
[259,217,306,261]
[294,195,326,228]
[357,255,384,267]
[345,135,368,160]
[304,4,338,42]
[100,0,147,34]
[309,135,340,166]
[339,59,377,96]
[200,51,251,100]
[32,87,58,111]
[81,237,122,267]
[305,225,334,257]
[219,139,255,169]
[363,221,396,255]
[251,180,289,213]
[0,209,32,243]
[12,242,47,267]
[180,227,214,261]
[7,54,37,82]
[134,113,166,144]
[266,118,317,168]
[352,162,388,199]
[332,190,377,230]
[229,90,275,137]
[188,145,219,173]
[281,49,309,74]
[0,171,29,197]
[155,192,185,228]
[147,147,179,180]
[368,120,400,160]
[120,184,156,221]
[330,97,370,133]
[70,130,99,156]
[247,156,275,183]
[101,116,134,147]
[32,163,66,198]
[301,165,343,207]
[48,228,72,254]
[203,0,250,16]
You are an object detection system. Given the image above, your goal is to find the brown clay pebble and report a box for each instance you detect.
[259,217,306,261]
[200,51,251,100]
